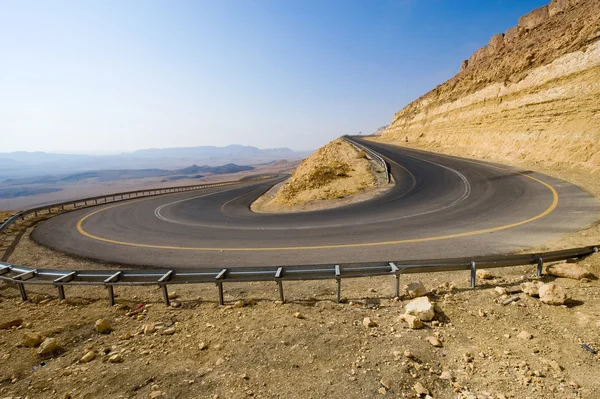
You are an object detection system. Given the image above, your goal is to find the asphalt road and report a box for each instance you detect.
[32,138,600,268]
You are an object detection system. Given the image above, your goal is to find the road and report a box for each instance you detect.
[32,138,600,268]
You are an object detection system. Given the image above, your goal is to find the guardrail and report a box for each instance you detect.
[342,135,391,183]
[0,245,597,306]
[0,179,260,236]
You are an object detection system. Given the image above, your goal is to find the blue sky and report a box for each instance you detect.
[0,0,548,153]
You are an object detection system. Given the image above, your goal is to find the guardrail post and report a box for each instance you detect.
[536,257,544,277]
[275,267,284,302]
[390,263,399,298]
[57,285,65,301]
[107,286,115,306]
[335,265,341,304]
[17,283,28,301]
[161,284,170,306]
[215,269,227,305]
[470,261,476,288]
[158,270,174,306]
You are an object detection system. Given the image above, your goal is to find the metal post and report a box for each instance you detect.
[107,286,115,306]
[394,275,400,298]
[536,257,544,277]
[216,283,224,305]
[94,199,98,205]
[335,265,341,304]
[470,261,476,288]
[34,211,38,217]
[18,283,28,301]
[277,281,284,303]
[161,284,170,306]
[57,285,65,301]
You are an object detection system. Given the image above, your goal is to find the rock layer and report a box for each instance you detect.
[379,0,600,171]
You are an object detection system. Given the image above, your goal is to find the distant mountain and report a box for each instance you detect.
[0,144,309,180]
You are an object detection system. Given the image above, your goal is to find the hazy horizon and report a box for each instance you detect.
[1,0,547,153]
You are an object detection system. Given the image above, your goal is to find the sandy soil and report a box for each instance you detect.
[1,228,599,399]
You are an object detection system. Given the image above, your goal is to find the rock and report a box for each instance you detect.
[427,336,443,347]
[0,319,23,330]
[149,390,164,398]
[405,297,435,321]
[546,263,593,280]
[413,382,429,395]
[22,332,43,347]
[539,283,569,305]
[162,327,176,335]
[363,317,378,328]
[518,5,549,30]
[405,281,427,298]
[380,377,391,389]
[234,300,246,308]
[81,351,96,363]
[95,319,112,334]
[495,286,507,295]
[170,300,181,308]
[399,314,423,329]
[109,353,123,363]
[517,331,533,340]
[440,370,454,380]
[143,323,156,335]
[377,387,387,395]
[293,312,304,319]
[463,352,473,363]
[168,291,178,300]
[38,338,58,355]
[545,359,563,373]
[476,269,493,279]
[199,342,209,350]
[521,282,542,297]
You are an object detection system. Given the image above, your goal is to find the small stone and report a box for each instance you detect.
[38,338,58,355]
[495,287,507,295]
[168,291,179,300]
[81,351,96,363]
[405,281,427,298]
[293,312,304,319]
[404,350,415,359]
[363,317,377,328]
[22,332,43,347]
[120,332,133,340]
[95,319,112,334]
[476,269,493,279]
[143,323,156,335]
[377,387,387,395]
[38,298,53,305]
[109,353,123,363]
[413,382,429,395]
[234,300,246,308]
[199,342,209,350]
[162,327,176,335]
[440,370,454,380]
[478,309,487,317]
[170,300,182,308]
[546,359,562,372]
[405,297,435,321]
[427,336,443,347]
[539,283,569,305]
[149,391,164,399]
[518,331,533,340]
[380,377,391,389]
[463,352,473,363]
[400,314,423,329]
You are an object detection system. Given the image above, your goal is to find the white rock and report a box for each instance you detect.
[517,330,533,340]
[405,297,435,321]
[546,263,592,280]
[476,269,493,279]
[405,281,427,298]
[539,283,569,305]
[363,317,377,328]
[399,314,423,329]
[521,282,542,297]
[427,336,443,347]
[109,353,123,363]
[142,323,156,335]
[413,382,429,395]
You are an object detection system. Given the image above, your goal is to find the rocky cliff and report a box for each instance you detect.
[380,0,600,170]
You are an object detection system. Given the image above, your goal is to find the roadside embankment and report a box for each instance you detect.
[252,138,392,213]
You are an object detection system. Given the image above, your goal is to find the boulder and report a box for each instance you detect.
[22,333,43,347]
[504,26,521,43]
[546,263,593,280]
[405,297,435,321]
[487,34,505,55]
[539,283,569,305]
[405,281,427,298]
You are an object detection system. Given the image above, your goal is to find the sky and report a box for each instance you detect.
[0,0,548,154]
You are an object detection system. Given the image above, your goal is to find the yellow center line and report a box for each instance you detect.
[75,158,559,251]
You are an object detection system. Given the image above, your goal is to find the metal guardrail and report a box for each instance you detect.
[0,245,597,306]
[342,135,391,183]
[0,179,257,235]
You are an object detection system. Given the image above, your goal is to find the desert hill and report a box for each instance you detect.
[378,0,600,170]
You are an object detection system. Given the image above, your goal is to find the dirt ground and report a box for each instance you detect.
[1,229,599,399]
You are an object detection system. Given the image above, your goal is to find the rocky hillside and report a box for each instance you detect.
[380,0,600,170]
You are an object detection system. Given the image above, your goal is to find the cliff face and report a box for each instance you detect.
[381,0,600,170]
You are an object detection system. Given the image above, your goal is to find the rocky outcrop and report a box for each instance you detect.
[379,0,600,171]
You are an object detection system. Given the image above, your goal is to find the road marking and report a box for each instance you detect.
[75,159,559,251]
